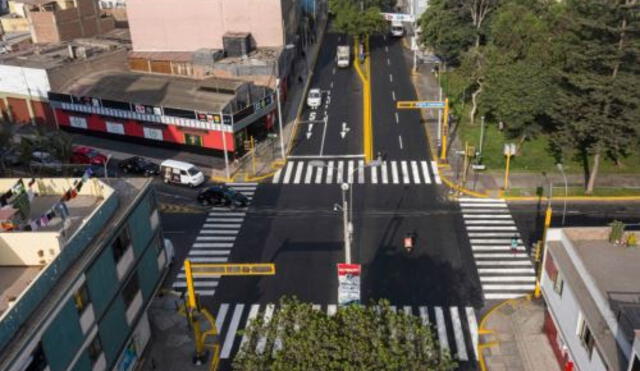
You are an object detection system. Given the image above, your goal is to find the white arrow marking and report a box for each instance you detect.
[340,122,350,139]
[306,123,313,139]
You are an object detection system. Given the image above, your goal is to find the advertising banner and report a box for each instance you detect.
[337,263,361,307]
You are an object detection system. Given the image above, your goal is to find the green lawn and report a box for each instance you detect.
[458,122,640,174]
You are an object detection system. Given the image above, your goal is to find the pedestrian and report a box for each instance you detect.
[511,236,518,254]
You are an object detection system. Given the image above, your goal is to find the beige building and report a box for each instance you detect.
[5,0,115,43]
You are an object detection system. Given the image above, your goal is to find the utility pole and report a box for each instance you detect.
[219,111,230,180]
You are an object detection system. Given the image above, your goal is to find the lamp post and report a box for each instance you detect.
[310,159,382,264]
[557,163,568,226]
[534,172,553,298]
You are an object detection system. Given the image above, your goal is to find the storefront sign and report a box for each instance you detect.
[106,121,125,135]
[143,127,163,141]
[69,116,88,129]
[337,263,361,307]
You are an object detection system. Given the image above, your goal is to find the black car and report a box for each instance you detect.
[72,164,116,178]
[197,185,249,208]
[119,156,160,176]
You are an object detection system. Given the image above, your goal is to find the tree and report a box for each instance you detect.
[418,0,475,66]
[461,0,501,48]
[330,0,387,39]
[232,297,456,370]
[550,0,640,193]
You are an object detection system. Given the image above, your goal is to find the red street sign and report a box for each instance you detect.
[337,264,361,275]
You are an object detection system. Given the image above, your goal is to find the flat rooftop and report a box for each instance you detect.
[0,29,130,69]
[62,70,241,113]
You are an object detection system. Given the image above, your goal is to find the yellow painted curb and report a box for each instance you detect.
[211,176,234,183]
[477,297,524,371]
[503,195,640,202]
[244,171,278,182]
[439,172,491,198]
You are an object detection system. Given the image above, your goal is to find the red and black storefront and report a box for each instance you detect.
[47,92,276,156]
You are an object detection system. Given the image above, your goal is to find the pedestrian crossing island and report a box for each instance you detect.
[273,160,442,185]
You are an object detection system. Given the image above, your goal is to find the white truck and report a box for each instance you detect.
[390,21,404,37]
[336,45,350,68]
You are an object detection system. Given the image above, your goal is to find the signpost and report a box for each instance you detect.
[381,12,415,22]
[337,263,361,306]
[397,101,445,109]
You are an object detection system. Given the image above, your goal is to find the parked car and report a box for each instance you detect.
[119,156,160,176]
[0,147,22,166]
[72,164,116,178]
[197,185,249,208]
[30,151,62,173]
[71,146,108,165]
[160,159,205,187]
[307,88,322,109]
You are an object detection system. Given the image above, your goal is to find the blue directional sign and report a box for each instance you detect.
[416,101,445,109]
[397,101,446,109]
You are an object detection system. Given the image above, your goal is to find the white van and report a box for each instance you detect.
[390,21,404,37]
[160,159,205,187]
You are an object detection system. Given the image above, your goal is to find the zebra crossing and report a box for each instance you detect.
[272,160,442,185]
[213,303,478,362]
[171,183,258,297]
[459,197,536,300]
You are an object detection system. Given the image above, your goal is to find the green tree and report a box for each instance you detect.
[232,297,456,370]
[550,0,640,193]
[330,0,387,39]
[418,0,475,66]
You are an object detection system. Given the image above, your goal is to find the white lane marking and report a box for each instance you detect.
[462,214,512,219]
[420,161,431,184]
[458,198,506,203]
[435,307,450,354]
[398,135,404,149]
[389,74,393,82]
[330,81,334,88]
[450,307,468,361]
[315,165,323,184]
[411,161,421,184]
[471,239,523,245]
[332,67,336,74]
[390,305,397,312]
[293,161,304,184]
[468,232,521,237]
[208,211,247,216]
[395,112,399,124]
[304,162,314,184]
[403,306,412,316]
[347,160,355,184]
[385,46,389,52]
[205,218,244,223]
[400,161,411,184]
[192,242,233,248]
[337,161,344,183]
[419,306,429,326]
[474,253,529,259]
[475,260,533,266]
[387,58,391,66]
[172,280,219,288]
[478,268,535,274]
[202,223,242,228]
[256,304,275,354]
[464,220,515,225]
[460,203,507,208]
[288,154,366,159]
[485,293,529,299]
[221,304,244,359]
[327,161,335,184]
[327,304,337,316]
[188,250,231,256]
[431,161,442,184]
[272,167,282,183]
[215,304,229,336]
[471,245,525,251]
[483,284,536,290]
[320,115,328,155]
[188,257,230,263]
[358,160,365,183]
[239,304,260,350]
[466,307,479,360]
[199,230,239,235]
[392,91,396,101]
[282,161,294,184]
[196,236,236,242]
[480,276,536,282]
[312,304,321,311]
[371,165,378,184]
[467,226,518,231]
[391,161,399,184]
[194,289,215,296]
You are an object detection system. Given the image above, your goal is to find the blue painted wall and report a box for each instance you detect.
[41,300,84,371]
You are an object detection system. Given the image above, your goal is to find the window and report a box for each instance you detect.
[187,167,200,176]
[553,271,564,296]
[577,315,595,358]
[73,283,90,313]
[112,227,131,263]
[122,272,140,307]
[87,335,103,365]
[25,342,48,371]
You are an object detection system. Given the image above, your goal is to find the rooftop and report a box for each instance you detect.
[61,70,242,113]
[0,28,130,68]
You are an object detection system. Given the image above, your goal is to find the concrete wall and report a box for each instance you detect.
[0,17,30,33]
[47,47,128,91]
[127,0,285,51]
[0,65,50,98]
[26,0,111,43]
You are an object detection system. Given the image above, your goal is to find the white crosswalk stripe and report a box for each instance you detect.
[272,160,441,185]
[431,161,442,184]
[459,198,536,301]
[171,183,256,296]
[214,303,478,362]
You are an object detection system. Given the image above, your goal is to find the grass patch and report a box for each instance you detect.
[503,186,640,198]
[458,122,640,174]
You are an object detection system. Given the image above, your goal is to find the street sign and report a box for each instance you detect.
[337,263,361,306]
[397,101,446,109]
[381,12,415,22]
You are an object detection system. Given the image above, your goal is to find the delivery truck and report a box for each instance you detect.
[336,45,350,68]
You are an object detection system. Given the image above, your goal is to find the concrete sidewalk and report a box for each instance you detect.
[480,297,560,371]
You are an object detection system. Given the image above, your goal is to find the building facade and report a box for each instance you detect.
[541,227,640,371]
[0,177,169,371]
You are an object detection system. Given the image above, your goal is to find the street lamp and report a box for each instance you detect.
[309,159,382,264]
[275,44,296,161]
[535,172,553,298]
[556,163,568,226]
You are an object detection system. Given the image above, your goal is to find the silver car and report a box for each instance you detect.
[306,88,322,109]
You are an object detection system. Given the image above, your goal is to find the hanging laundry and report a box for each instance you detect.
[28,178,36,187]
[54,202,70,220]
